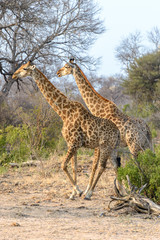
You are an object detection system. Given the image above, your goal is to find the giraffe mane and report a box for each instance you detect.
[75,64,115,105]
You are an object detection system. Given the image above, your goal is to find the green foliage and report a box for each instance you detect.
[0,102,63,166]
[0,166,7,175]
[0,125,33,165]
[5,125,30,163]
[54,136,67,154]
[118,147,160,203]
[77,148,94,157]
[122,103,155,118]
[0,123,61,166]
[123,51,160,104]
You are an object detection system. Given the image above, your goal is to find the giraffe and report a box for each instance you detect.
[12,61,120,200]
[57,59,153,161]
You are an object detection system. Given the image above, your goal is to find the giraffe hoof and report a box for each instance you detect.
[69,192,76,200]
[83,190,92,200]
[79,191,83,197]
[69,196,76,200]
[84,196,91,201]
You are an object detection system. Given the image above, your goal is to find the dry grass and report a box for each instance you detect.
[0,152,160,240]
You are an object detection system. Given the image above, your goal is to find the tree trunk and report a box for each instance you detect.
[0,78,15,103]
[108,177,160,216]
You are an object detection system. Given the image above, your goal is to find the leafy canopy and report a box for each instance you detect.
[123,51,160,104]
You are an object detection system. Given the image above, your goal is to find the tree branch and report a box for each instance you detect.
[0,23,16,30]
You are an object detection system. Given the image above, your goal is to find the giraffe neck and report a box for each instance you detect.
[32,68,71,121]
[73,64,128,125]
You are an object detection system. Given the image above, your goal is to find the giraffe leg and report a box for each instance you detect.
[69,155,77,200]
[70,153,83,200]
[84,148,100,196]
[84,147,109,200]
[61,147,82,197]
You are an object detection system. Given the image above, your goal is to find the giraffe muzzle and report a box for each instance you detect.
[12,73,18,79]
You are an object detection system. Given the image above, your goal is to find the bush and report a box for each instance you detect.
[0,93,64,167]
[118,147,160,203]
[0,115,63,166]
[0,125,35,165]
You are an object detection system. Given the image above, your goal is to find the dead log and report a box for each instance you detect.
[109,176,160,216]
[9,161,38,168]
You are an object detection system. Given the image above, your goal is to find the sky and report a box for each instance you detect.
[91,0,160,76]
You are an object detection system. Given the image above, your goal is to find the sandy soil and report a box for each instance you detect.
[0,155,160,240]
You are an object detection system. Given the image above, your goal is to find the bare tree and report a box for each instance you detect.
[148,27,160,50]
[90,74,130,106]
[115,31,143,71]
[0,0,105,101]
[115,27,160,73]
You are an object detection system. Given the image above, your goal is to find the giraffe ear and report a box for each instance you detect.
[69,58,75,64]
[30,65,36,70]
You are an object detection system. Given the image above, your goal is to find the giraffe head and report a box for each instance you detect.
[12,61,36,79]
[57,58,76,77]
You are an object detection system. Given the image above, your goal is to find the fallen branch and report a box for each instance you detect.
[9,161,38,168]
[109,176,160,216]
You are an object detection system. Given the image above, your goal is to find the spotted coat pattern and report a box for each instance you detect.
[57,60,153,158]
[12,61,120,200]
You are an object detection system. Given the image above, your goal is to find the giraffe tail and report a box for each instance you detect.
[115,131,121,167]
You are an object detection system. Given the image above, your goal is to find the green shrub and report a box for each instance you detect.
[0,125,30,165]
[0,94,63,169]
[77,148,94,157]
[0,122,62,166]
[118,147,160,203]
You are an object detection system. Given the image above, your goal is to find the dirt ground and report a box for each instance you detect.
[0,154,160,240]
